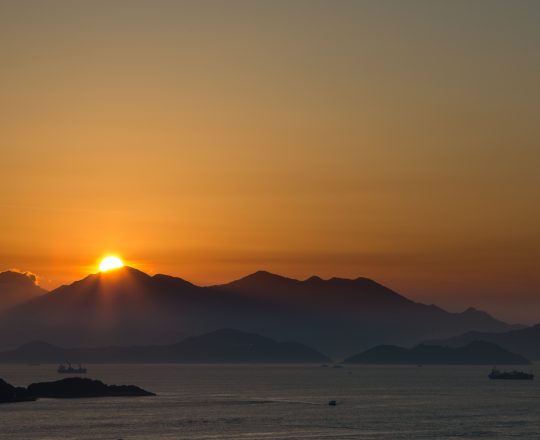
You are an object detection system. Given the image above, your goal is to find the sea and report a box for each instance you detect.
[0,363,539,439]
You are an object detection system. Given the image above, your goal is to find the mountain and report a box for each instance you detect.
[0,270,47,311]
[214,271,518,354]
[0,329,330,363]
[343,341,530,365]
[167,328,331,362]
[0,267,518,357]
[428,324,540,360]
[0,267,295,349]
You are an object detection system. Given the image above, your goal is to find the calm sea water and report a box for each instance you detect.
[0,363,539,439]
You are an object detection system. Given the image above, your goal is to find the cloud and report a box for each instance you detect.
[4,268,40,286]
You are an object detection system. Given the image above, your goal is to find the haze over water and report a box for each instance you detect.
[1,363,539,439]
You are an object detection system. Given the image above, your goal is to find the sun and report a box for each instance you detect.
[99,256,124,272]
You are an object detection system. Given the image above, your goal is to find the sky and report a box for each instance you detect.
[1,0,539,323]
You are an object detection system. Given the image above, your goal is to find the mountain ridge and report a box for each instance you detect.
[427,324,540,360]
[0,328,330,363]
[343,340,531,365]
[0,266,519,357]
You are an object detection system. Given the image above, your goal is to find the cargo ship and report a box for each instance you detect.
[488,368,533,380]
[57,361,87,374]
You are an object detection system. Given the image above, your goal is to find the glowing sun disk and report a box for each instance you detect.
[99,256,124,272]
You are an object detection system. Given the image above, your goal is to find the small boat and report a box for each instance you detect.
[328,400,337,406]
[488,368,534,380]
[57,361,87,374]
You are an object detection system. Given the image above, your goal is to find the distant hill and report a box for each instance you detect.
[0,271,47,311]
[428,324,540,360]
[0,329,331,363]
[343,341,530,365]
[169,328,331,362]
[0,267,519,357]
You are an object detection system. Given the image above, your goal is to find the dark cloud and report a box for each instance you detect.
[1,269,39,286]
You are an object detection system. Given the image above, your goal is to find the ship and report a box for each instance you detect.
[57,361,87,374]
[488,368,534,380]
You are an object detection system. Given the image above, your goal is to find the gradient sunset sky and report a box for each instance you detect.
[1,1,539,323]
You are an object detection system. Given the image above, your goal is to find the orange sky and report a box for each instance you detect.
[1,1,539,323]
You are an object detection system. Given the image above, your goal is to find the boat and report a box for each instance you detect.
[328,400,337,406]
[57,361,87,374]
[488,368,534,380]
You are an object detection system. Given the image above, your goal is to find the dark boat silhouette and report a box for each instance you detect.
[488,368,533,380]
[57,361,87,374]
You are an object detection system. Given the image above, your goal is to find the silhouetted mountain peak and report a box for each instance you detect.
[458,306,508,323]
[245,270,294,282]
[97,266,151,280]
[223,271,298,289]
[328,276,350,283]
[60,266,152,291]
[59,266,151,289]
[227,271,388,290]
[353,277,387,288]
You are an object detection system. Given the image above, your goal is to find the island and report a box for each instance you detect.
[0,378,36,403]
[343,341,531,365]
[0,377,154,404]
